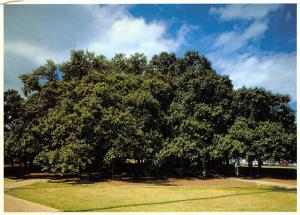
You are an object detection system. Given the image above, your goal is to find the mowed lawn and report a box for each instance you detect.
[5,179,296,212]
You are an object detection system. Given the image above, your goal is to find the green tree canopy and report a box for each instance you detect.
[4,50,296,177]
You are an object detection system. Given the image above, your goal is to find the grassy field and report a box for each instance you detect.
[5,180,296,212]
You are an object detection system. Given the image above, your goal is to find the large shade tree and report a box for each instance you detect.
[4,50,296,177]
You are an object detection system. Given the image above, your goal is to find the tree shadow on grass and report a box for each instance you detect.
[270,186,296,193]
[10,183,296,194]
[65,187,296,212]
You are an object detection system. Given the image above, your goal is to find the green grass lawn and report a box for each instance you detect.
[5,181,296,212]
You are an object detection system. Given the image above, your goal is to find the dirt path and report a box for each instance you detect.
[4,194,59,212]
[232,178,297,189]
[4,178,59,212]
[5,178,49,189]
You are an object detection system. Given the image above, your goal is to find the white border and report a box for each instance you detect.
[0,1,298,215]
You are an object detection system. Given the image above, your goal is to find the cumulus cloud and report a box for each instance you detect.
[88,17,189,59]
[208,4,296,101]
[4,5,189,92]
[5,41,66,64]
[85,5,189,59]
[209,4,281,21]
[5,4,188,60]
[210,52,296,100]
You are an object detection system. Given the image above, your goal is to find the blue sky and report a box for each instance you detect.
[4,4,297,109]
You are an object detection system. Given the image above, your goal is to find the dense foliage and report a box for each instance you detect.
[4,50,296,177]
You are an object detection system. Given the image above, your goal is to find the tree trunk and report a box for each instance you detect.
[226,157,230,167]
[111,160,114,180]
[156,166,159,179]
[217,158,220,170]
[202,153,206,177]
[235,158,239,177]
[180,157,183,178]
[134,159,141,179]
[29,159,33,172]
[248,157,253,179]
[257,160,263,178]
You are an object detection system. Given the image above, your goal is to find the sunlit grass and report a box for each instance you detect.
[5,181,296,212]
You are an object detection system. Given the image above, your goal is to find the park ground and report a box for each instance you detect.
[4,176,296,212]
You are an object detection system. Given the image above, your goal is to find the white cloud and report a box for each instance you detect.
[213,21,268,53]
[4,41,68,94]
[5,41,66,64]
[5,5,189,92]
[6,5,188,61]
[88,17,189,59]
[213,32,237,48]
[242,21,268,40]
[210,4,281,21]
[209,4,296,101]
[86,5,189,59]
[210,52,296,100]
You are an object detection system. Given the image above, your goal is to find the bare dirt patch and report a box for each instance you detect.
[5,178,49,189]
[258,178,297,185]
[4,194,59,212]
[233,178,296,189]
[4,178,59,212]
